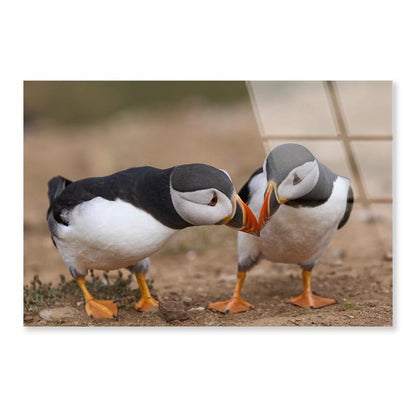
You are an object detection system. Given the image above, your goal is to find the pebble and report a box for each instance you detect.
[145,306,160,315]
[39,307,78,322]
[168,291,181,300]
[366,300,378,307]
[218,274,236,282]
[159,301,189,322]
[361,211,380,223]
[383,250,393,261]
[325,248,346,266]
[250,268,266,277]
[182,296,193,306]
[186,250,197,261]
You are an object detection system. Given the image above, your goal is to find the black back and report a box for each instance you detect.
[238,167,263,205]
[47,167,192,230]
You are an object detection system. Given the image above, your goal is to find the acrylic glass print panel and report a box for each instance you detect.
[24,81,392,327]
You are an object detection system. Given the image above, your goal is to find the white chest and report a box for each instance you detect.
[53,197,178,273]
[241,175,350,267]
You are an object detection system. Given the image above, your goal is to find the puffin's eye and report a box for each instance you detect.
[208,193,218,206]
[293,173,302,185]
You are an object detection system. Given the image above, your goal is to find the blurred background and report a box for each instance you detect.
[24,81,392,286]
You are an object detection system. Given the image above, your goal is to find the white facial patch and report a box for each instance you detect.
[277,159,319,201]
[170,187,233,226]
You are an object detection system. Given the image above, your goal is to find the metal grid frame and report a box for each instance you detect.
[247,80,393,209]
[246,80,392,250]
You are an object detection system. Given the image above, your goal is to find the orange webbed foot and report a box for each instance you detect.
[134,296,159,312]
[208,297,255,315]
[286,292,337,309]
[85,299,119,320]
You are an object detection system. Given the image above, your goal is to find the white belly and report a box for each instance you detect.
[239,175,350,267]
[53,197,177,274]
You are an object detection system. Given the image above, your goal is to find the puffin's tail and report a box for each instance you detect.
[47,176,72,204]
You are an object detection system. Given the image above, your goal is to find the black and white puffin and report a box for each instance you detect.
[47,163,258,320]
[208,143,354,314]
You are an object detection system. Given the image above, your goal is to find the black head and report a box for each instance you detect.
[265,143,315,185]
[259,143,321,229]
[169,163,258,234]
[171,163,234,198]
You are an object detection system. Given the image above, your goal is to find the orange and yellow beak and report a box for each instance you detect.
[223,194,259,236]
[258,181,287,231]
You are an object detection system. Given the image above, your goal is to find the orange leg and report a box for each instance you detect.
[134,273,159,312]
[208,271,255,314]
[76,277,118,320]
[286,270,337,309]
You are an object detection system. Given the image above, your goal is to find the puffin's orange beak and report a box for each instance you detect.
[258,181,286,231]
[223,194,259,236]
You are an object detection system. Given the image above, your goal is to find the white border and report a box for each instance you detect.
[2,1,414,415]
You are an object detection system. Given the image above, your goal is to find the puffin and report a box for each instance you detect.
[208,143,354,314]
[47,163,258,320]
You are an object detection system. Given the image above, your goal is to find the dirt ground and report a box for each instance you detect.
[24,101,393,327]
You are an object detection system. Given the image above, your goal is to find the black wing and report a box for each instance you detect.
[47,176,72,204]
[46,166,190,230]
[338,185,354,229]
[47,167,163,226]
[238,167,263,205]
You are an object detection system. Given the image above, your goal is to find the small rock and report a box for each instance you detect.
[360,211,380,223]
[122,296,136,304]
[168,291,182,300]
[250,268,266,277]
[186,250,197,261]
[183,296,193,306]
[218,274,236,282]
[383,250,393,261]
[159,301,189,322]
[39,307,78,322]
[333,248,346,259]
[145,306,160,315]
[325,248,346,266]
[189,306,205,311]
[366,300,378,307]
